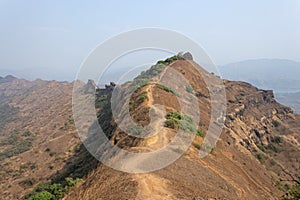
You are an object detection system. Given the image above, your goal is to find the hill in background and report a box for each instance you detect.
[219,59,300,114]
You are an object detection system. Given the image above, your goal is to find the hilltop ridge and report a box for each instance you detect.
[64,55,300,199]
[0,54,299,200]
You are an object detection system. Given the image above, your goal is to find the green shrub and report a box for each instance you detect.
[164,111,197,134]
[256,153,263,161]
[228,99,235,103]
[257,144,266,152]
[129,125,143,135]
[272,136,283,144]
[19,162,36,171]
[23,131,32,137]
[137,91,148,104]
[129,101,134,111]
[196,129,205,137]
[65,177,81,190]
[25,177,82,200]
[193,143,201,150]
[281,175,300,200]
[165,119,178,129]
[267,143,278,153]
[236,96,242,101]
[27,191,55,200]
[156,84,180,97]
[178,119,197,133]
[185,85,193,93]
[163,55,179,64]
[19,178,35,187]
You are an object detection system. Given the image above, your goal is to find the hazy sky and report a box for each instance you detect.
[0,0,300,81]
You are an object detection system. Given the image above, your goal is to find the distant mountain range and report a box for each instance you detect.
[219,59,300,93]
[219,59,300,114]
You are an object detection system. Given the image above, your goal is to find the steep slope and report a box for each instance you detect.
[64,57,299,199]
[0,78,81,199]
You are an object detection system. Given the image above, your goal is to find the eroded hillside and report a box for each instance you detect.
[0,55,299,200]
[64,56,299,200]
[0,77,82,199]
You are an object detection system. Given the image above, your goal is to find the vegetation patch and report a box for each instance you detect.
[228,99,235,103]
[95,94,108,108]
[0,132,35,161]
[256,142,281,153]
[129,125,143,135]
[257,144,266,153]
[236,96,242,101]
[267,143,279,153]
[196,129,205,137]
[272,136,283,144]
[24,177,82,200]
[137,91,148,104]
[130,55,179,89]
[281,175,300,200]
[185,85,194,93]
[19,162,37,172]
[19,178,36,188]
[256,153,263,162]
[164,111,198,133]
[156,84,180,97]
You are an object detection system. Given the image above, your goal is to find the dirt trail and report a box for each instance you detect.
[134,174,175,200]
[122,65,177,199]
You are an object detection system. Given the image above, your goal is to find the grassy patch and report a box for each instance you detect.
[164,111,197,133]
[156,84,180,97]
